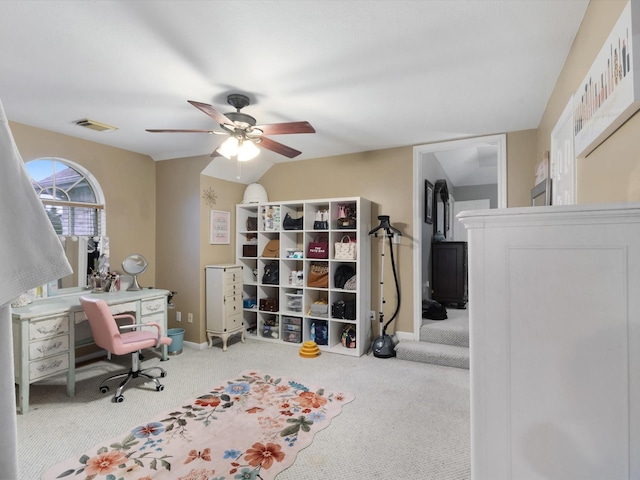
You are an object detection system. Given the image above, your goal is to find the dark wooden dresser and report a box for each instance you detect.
[431,241,468,308]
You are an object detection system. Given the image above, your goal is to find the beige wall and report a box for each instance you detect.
[198,174,245,341]
[506,129,539,207]
[155,155,244,344]
[537,0,640,203]
[10,121,157,282]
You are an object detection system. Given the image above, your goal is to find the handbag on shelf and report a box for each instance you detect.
[345,299,356,320]
[307,235,328,259]
[313,209,329,230]
[332,299,346,319]
[261,261,279,285]
[262,239,280,258]
[246,216,258,240]
[283,212,304,230]
[259,297,279,312]
[307,262,329,288]
[310,299,328,317]
[341,325,357,348]
[334,235,357,260]
[334,264,355,289]
[336,204,357,229]
[344,275,357,290]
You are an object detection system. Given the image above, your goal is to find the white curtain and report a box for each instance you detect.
[0,100,72,478]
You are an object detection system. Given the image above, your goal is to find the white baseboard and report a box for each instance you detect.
[183,340,210,350]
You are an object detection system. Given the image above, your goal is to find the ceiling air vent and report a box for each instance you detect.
[74,118,118,132]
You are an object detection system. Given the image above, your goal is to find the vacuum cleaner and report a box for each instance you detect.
[369,215,401,358]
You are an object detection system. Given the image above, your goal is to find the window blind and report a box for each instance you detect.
[42,200,103,236]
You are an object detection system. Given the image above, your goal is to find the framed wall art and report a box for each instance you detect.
[573,1,640,157]
[425,180,434,224]
[209,210,230,245]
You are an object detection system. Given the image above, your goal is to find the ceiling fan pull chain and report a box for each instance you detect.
[236,159,241,179]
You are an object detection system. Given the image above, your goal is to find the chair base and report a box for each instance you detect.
[99,352,167,403]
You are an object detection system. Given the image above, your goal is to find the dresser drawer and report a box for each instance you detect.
[225,295,242,316]
[29,316,69,341]
[29,334,69,361]
[224,282,242,296]
[224,268,242,285]
[29,352,69,381]
[141,298,166,315]
[227,312,244,331]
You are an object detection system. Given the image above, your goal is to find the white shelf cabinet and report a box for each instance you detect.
[236,197,371,357]
[205,264,244,351]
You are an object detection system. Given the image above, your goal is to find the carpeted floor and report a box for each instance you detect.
[17,338,470,480]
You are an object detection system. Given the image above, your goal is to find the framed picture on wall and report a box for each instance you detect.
[210,210,230,245]
[425,180,434,224]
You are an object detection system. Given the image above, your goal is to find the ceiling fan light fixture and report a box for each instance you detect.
[237,139,260,162]
[217,136,260,162]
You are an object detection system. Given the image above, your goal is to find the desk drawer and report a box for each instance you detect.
[29,352,69,381]
[29,316,69,341]
[74,301,138,323]
[141,298,166,315]
[29,334,69,360]
[141,312,165,326]
[109,301,138,316]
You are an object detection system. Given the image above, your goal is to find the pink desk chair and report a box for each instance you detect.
[79,296,172,403]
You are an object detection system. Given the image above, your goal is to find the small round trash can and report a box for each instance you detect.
[167,328,185,355]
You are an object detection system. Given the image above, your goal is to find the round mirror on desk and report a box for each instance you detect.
[122,254,148,291]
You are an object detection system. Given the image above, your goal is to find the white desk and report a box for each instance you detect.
[11,288,169,414]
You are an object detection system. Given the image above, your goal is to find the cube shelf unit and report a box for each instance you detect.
[236,197,371,357]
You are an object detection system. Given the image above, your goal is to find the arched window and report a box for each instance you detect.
[25,158,105,235]
[25,158,106,293]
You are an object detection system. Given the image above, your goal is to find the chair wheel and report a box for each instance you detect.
[160,371,167,378]
[156,384,164,392]
[100,386,109,394]
[115,395,125,403]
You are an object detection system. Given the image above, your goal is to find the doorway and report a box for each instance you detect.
[412,134,507,338]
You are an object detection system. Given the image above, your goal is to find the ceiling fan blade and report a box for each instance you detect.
[255,121,315,135]
[188,100,233,126]
[146,129,218,133]
[259,136,302,158]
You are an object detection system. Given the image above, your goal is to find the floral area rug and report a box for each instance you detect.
[43,370,354,480]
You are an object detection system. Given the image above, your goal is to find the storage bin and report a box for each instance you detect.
[283,316,302,325]
[286,293,303,312]
[283,330,302,343]
[243,244,257,257]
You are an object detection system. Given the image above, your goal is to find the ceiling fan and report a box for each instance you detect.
[146,94,315,161]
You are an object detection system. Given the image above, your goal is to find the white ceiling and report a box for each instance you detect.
[0,1,588,184]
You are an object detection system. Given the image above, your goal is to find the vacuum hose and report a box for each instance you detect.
[382,233,401,335]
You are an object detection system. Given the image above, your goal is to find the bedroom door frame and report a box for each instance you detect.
[412,134,507,339]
